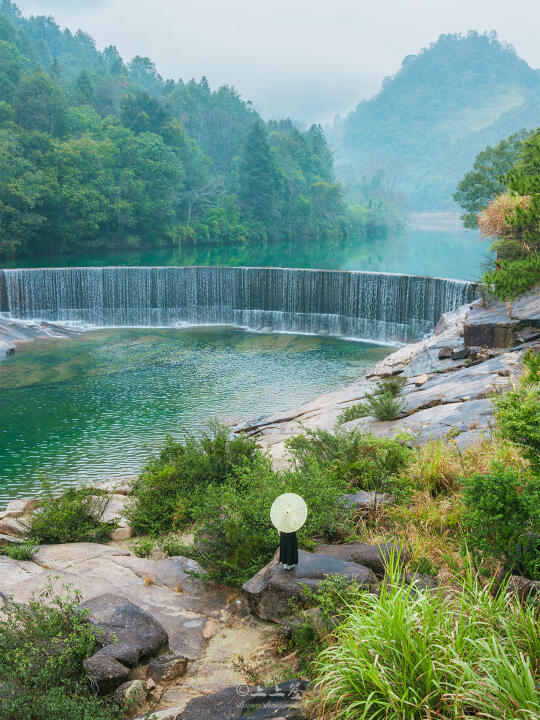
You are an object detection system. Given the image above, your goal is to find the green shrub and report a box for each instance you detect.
[494,384,540,471]
[313,561,540,720]
[286,575,365,672]
[374,375,407,397]
[27,484,116,545]
[0,541,36,561]
[462,463,540,578]
[0,586,120,720]
[128,424,260,535]
[365,389,406,420]
[484,255,540,302]
[130,535,158,558]
[287,428,411,495]
[337,402,370,425]
[522,348,540,385]
[191,454,351,586]
[337,389,406,424]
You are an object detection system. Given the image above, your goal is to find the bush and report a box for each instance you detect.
[337,376,407,425]
[27,484,116,545]
[484,255,540,302]
[191,454,351,586]
[0,541,36,561]
[462,463,540,578]
[0,586,120,720]
[494,384,540,471]
[128,424,260,535]
[337,402,370,425]
[374,375,407,397]
[287,428,411,495]
[313,561,540,720]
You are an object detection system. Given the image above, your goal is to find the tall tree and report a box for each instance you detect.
[237,119,281,222]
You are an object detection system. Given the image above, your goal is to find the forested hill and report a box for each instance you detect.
[328,32,540,210]
[0,1,395,258]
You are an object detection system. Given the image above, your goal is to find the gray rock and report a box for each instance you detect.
[79,594,168,659]
[507,575,540,601]
[147,653,188,683]
[438,346,453,359]
[242,550,376,622]
[0,533,24,548]
[83,653,130,695]
[451,347,470,360]
[314,542,407,575]
[95,642,142,667]
[341,491,395,511]
[113,679,146,710]
[463,321,517,348]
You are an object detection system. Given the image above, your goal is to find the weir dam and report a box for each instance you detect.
[0,266,478,344]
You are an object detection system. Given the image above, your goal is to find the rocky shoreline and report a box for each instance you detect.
[234,288,540,467]
[0,315,81,360]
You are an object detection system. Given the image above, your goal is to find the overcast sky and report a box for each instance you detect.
[15,0,540,124]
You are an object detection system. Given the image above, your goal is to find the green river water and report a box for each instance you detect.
[0,221,487,506]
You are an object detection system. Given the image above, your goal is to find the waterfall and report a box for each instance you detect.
[0,266,477,344]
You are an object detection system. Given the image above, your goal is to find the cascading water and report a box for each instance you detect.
[0,266,477,344]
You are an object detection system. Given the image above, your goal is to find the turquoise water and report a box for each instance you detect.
[1,223,489,281]
[0,327,390,506]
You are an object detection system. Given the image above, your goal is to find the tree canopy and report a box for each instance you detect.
[0,2,398,258]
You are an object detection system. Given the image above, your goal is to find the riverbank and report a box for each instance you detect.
[235,287,540,466]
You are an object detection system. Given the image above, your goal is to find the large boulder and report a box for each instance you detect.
[83,653,130,695]
[314,542,407,576]
[242,550,376,622]
[79,594,168,659]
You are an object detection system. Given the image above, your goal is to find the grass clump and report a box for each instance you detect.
[128,423,259,535]
[0,586,121,720]
[337,376,407,424]
[313,560,540,720]
[27,483,116,545]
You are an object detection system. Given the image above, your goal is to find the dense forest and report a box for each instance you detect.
[0,1,398,259]
[329,32,540,210]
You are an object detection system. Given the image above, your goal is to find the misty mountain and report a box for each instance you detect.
[328,32,540,210]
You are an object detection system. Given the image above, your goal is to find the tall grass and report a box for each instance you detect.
[313,559,539,719]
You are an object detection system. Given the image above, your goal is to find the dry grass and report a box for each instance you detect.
[359,436,528,579]
[478,193,531,238]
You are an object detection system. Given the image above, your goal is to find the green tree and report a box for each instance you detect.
[453,130,532,228]
[238,119,282,222]
[73,69,93,105]
[14,72,66,135]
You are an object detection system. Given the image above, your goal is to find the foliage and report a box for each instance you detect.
[0,540,35,560]
[0,2,397,257]
[313,561,540,719]
[128,424,260,536]
[191,455,351,586]
[462,463,540,578]
[336,402,370,425]
[458,126,539,301]
[286,428,411,497]
[27,483,116,544]
[493,382,540,471]
[454,130,532,228]
[330,31,540,209]
[0,585,120,720]
[522,348,540,385]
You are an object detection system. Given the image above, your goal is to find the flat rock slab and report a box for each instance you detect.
[242,550,376,622]
[31,542,130,570]
[345,399,493,445]
[0,543,233,662]
[314,542,407,575]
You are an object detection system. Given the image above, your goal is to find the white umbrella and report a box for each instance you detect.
[270,493,307,533]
